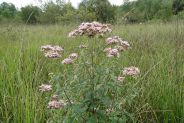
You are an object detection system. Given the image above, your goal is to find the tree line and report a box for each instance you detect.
[0,0,184,24]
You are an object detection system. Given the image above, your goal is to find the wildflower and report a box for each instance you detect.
[122,66,140,76]
[62,58,73,64]
[106,48,120,58]
[69,53,78,60]
[52,45,64,52]
[47,95,66,109]
[39,84,52,92]
[68,29,78,38]
[117,76,125,82]
[41,45,63,52]
[44,51,61,58]
[68,21,112,37]
[119,41,130,50]
[103,47,112,53]
[40,45,53,52]
[106,36,120,45]
[105,36,130,51]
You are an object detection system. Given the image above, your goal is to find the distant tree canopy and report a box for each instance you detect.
[0,0,184,24]
[79,0,116,23]
[173,0,184,14]
[21,5,41,23]
[0,2,17,19]
[119,0,173,23]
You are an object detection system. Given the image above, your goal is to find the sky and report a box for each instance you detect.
[0,0,125,8]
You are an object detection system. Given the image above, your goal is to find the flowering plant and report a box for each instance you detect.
[39,22,140,122]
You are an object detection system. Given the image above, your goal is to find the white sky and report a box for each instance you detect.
[0,0,125,8]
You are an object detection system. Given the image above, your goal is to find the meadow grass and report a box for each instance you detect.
[0,22,184,123]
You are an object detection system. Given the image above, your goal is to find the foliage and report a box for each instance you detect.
[21,5,41,24]
[1,0,184,24]
[79,0,116,23]
[173,0,184,14]
[38,1,63,24]
[118,0,173,23]
[0,22,184,122]
[0,2,17,19]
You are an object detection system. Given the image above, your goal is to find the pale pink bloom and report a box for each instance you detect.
[62,58,73,64]
[103,47,112,53]
[52,45,64,52]
[68,29,78,38]
[47,95,66,109]
[69,53,78,59]
[41,45,63,52]
[68,21,111,37]
[44,51,61,58]
[122,66,140,76]
[40,45,53,52]
[106,36,120,45]
[117,76,125,82]
[119,41,130,50]
[107,49,120,58]
[39,84,52,92]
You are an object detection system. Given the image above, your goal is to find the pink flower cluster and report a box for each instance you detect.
[122,66,140,76]
[62,53,78,64]
[40,45,64,58]
[47,95,67,109]
[104,48,120,58]
[68,21,112,37]
[39,84,52,92]
[104,36,130,58]
[116,67,140,82]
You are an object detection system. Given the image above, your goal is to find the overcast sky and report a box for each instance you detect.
[0,0,126,8]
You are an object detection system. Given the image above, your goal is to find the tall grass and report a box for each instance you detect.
[0,22,184,123]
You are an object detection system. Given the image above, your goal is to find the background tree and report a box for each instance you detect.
[21,5,41,24]
[173,0,184,14]
[79,0,116,23]
[0,2,17,19]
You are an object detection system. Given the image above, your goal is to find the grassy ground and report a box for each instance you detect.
[0,22,184,123]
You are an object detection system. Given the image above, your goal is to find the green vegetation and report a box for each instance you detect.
[0,22,184,122]
[0,0,184,122]
[1,0,184,24]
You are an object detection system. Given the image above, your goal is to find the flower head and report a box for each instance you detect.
[68,21,112,37]
[41,45,63,52]
[62,58,73,64]
[119,41,130,50]
[44,51,61,58]
[106,36,121,45]
[117,76,125,82]
[103,47,112,53]
[122,66,140,76]
[69,53,78,60]
[106,48,120,58]
[47,95,66,109]
[39,84,52,92]
[40,45,63,58]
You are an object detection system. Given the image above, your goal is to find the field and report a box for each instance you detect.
[0,22,184,123]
